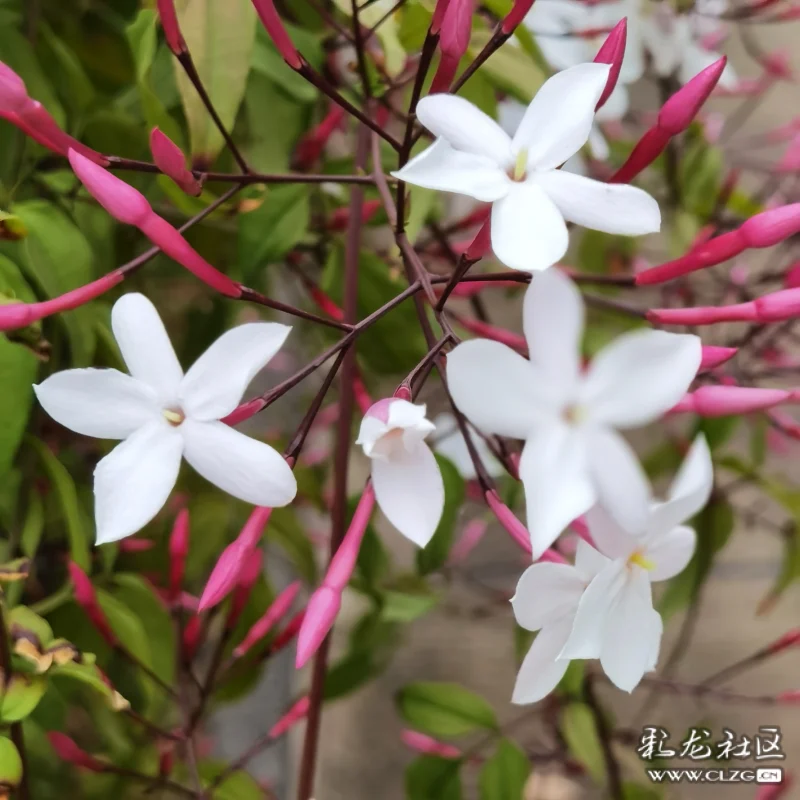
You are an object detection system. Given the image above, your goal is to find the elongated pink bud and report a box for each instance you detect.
[457,316,526,352]
[765,629,800,654]
[502,0,536,32]
[484,490,532,554]
[353,375,374,414]
[448,519,488,565]
[21,102,107,164]
[756,774,794,800]
[296,485,376,668]
[699,346,737,372]
[401,730,462,759]
[777,690,800,704]
[150,128,201,196]
[235,581,301,658]
[0,63,29,113]
[222,397,268,427]
[270,608,305,654]
[593,19,627,111]
[48,733,107,773]
[168,508,190,603]
[252,0,302,69]
[182,615,202,661]
[431,0,452,34]
[465,219,492,262]
[227,548,265,630]
[198,507,273,611]
[68,562,117,646]
[0,271,123,332]
[329,199,382,233]
[431,0,474,92]
[671,386,791,416]
[156,0,186,55]
[777,133,800,173]
[269,696,309,739]
[650,287,800,325]
[294,105,346,168]
[611,58,725,184]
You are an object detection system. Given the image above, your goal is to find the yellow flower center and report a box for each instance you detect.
[563,405,588,425]
[512,149,528,182]
[629,551,656,571]
[162,408,185,427]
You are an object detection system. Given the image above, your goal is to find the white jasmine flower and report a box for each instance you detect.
[512,435,711,701]
[432,412,503,480]
[447,269,701,556]
[392,63,661,272]
[34,293,297,544]
[356,399,445,547]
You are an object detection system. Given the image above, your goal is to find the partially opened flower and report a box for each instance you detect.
[393,63,660,271]
[356,399,444,547]
[447,269,701,556]
[559,434,712,691]
[432,412,503,480]
[34,293,297,544]
[512,435,711,701]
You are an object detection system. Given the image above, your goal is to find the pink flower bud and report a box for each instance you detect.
[156,0,186,55]
[235,581,301,658]
[502,0,536,33]
[670,386,791,416]
[659,58,727,134]
[270,608,305,654]
[68,562,117,647]
[431,0,452,34]
[777,690,800,703]
[609,127,670,184]
[22,103,107,165]
[784,262,800,288]
[269,696,309,738]
[593,19,627,112]
[756,773,794,800]
[465,218,492,262]
[295,484,376,668]
[742,203,800,248]
[294,105,346,168]
[69,149,150,226]
[456,316,526,352]
[776,134,800,173]
[484,490,532,554]
[168,508,190,603]
[48,733,107,773]
[118,537,155,553]
[766,628,800,655]
[221,397,268,427]
[0,63,29,113]
[401,730,462,759]
[538,548,568,564]
[698,346,737,372]
[182,615,202,661]
[252,0,302,69]
[227,547,265,630]
[150,128,201,196]
[353,375,374,414]
[431,0,474,92]
[448,519,488,565]
[198,506,273,611]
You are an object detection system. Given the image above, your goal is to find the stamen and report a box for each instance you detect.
[562,405,587,425]
[163,408,185,426]
[513,149,528,182]
[629,551,656,571]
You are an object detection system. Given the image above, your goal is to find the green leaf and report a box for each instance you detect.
[397,682,497,737]
[26,437,90,571]
[237,185,310,279]
[562,702,606,784]
[174,0,258,161]
[198,760,263,800]
[698,415,740,452]
[39,26,95,113]
[0,674,46,722]
[380,576,438,623]
[0,336,36,480]
[112,574,175,684]
[19,488,45,559]
[479,739,530,800]
[406,755,462,800]
[251,26,318,102]
[126,9,158,82]
[95,588,153,669]
[469,30,544,104]
[7,606,53,646]
[50,660,128,711]
[0,737,22,789]
[417,456,465,575]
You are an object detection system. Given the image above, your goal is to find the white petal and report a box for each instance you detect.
[490,181,568,272]
[581,330,702,428]
[34,369,157,439]
[595,85,629,124]
[181,420,297,507]
[392,139,511,202]
[512,618,574,705]
[415,94,513,164]
[432,413,504,480]
[523,268,583,398]
[180,323,291,421]
[94,421,183,544]
[511,562,585,632]
[585,427,651,536]
[587,124,610,160]
[519,423,596,558]
[497,99,527,138]
[617,3,646,83]
[111,293,183,402]
[584,503,637,560]
[645,525,696,581]
[574,538,611,580]
[640,16,688,77]
[446,339,546,438]
[535,170,661,236]
[649,434,713,534]
[526,0,592,70]
[679,43,737,88]
[559,559,627,659]
[371,443,444,547]
[600,567,660,692]
[538,35,591,73]
[513,63,611,171]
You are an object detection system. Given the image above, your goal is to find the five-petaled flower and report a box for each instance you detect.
[512,434,712,702]
[447,268,701,557]
[356,399,444,547]
[392,62,661,272]
[34,293,297,544]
